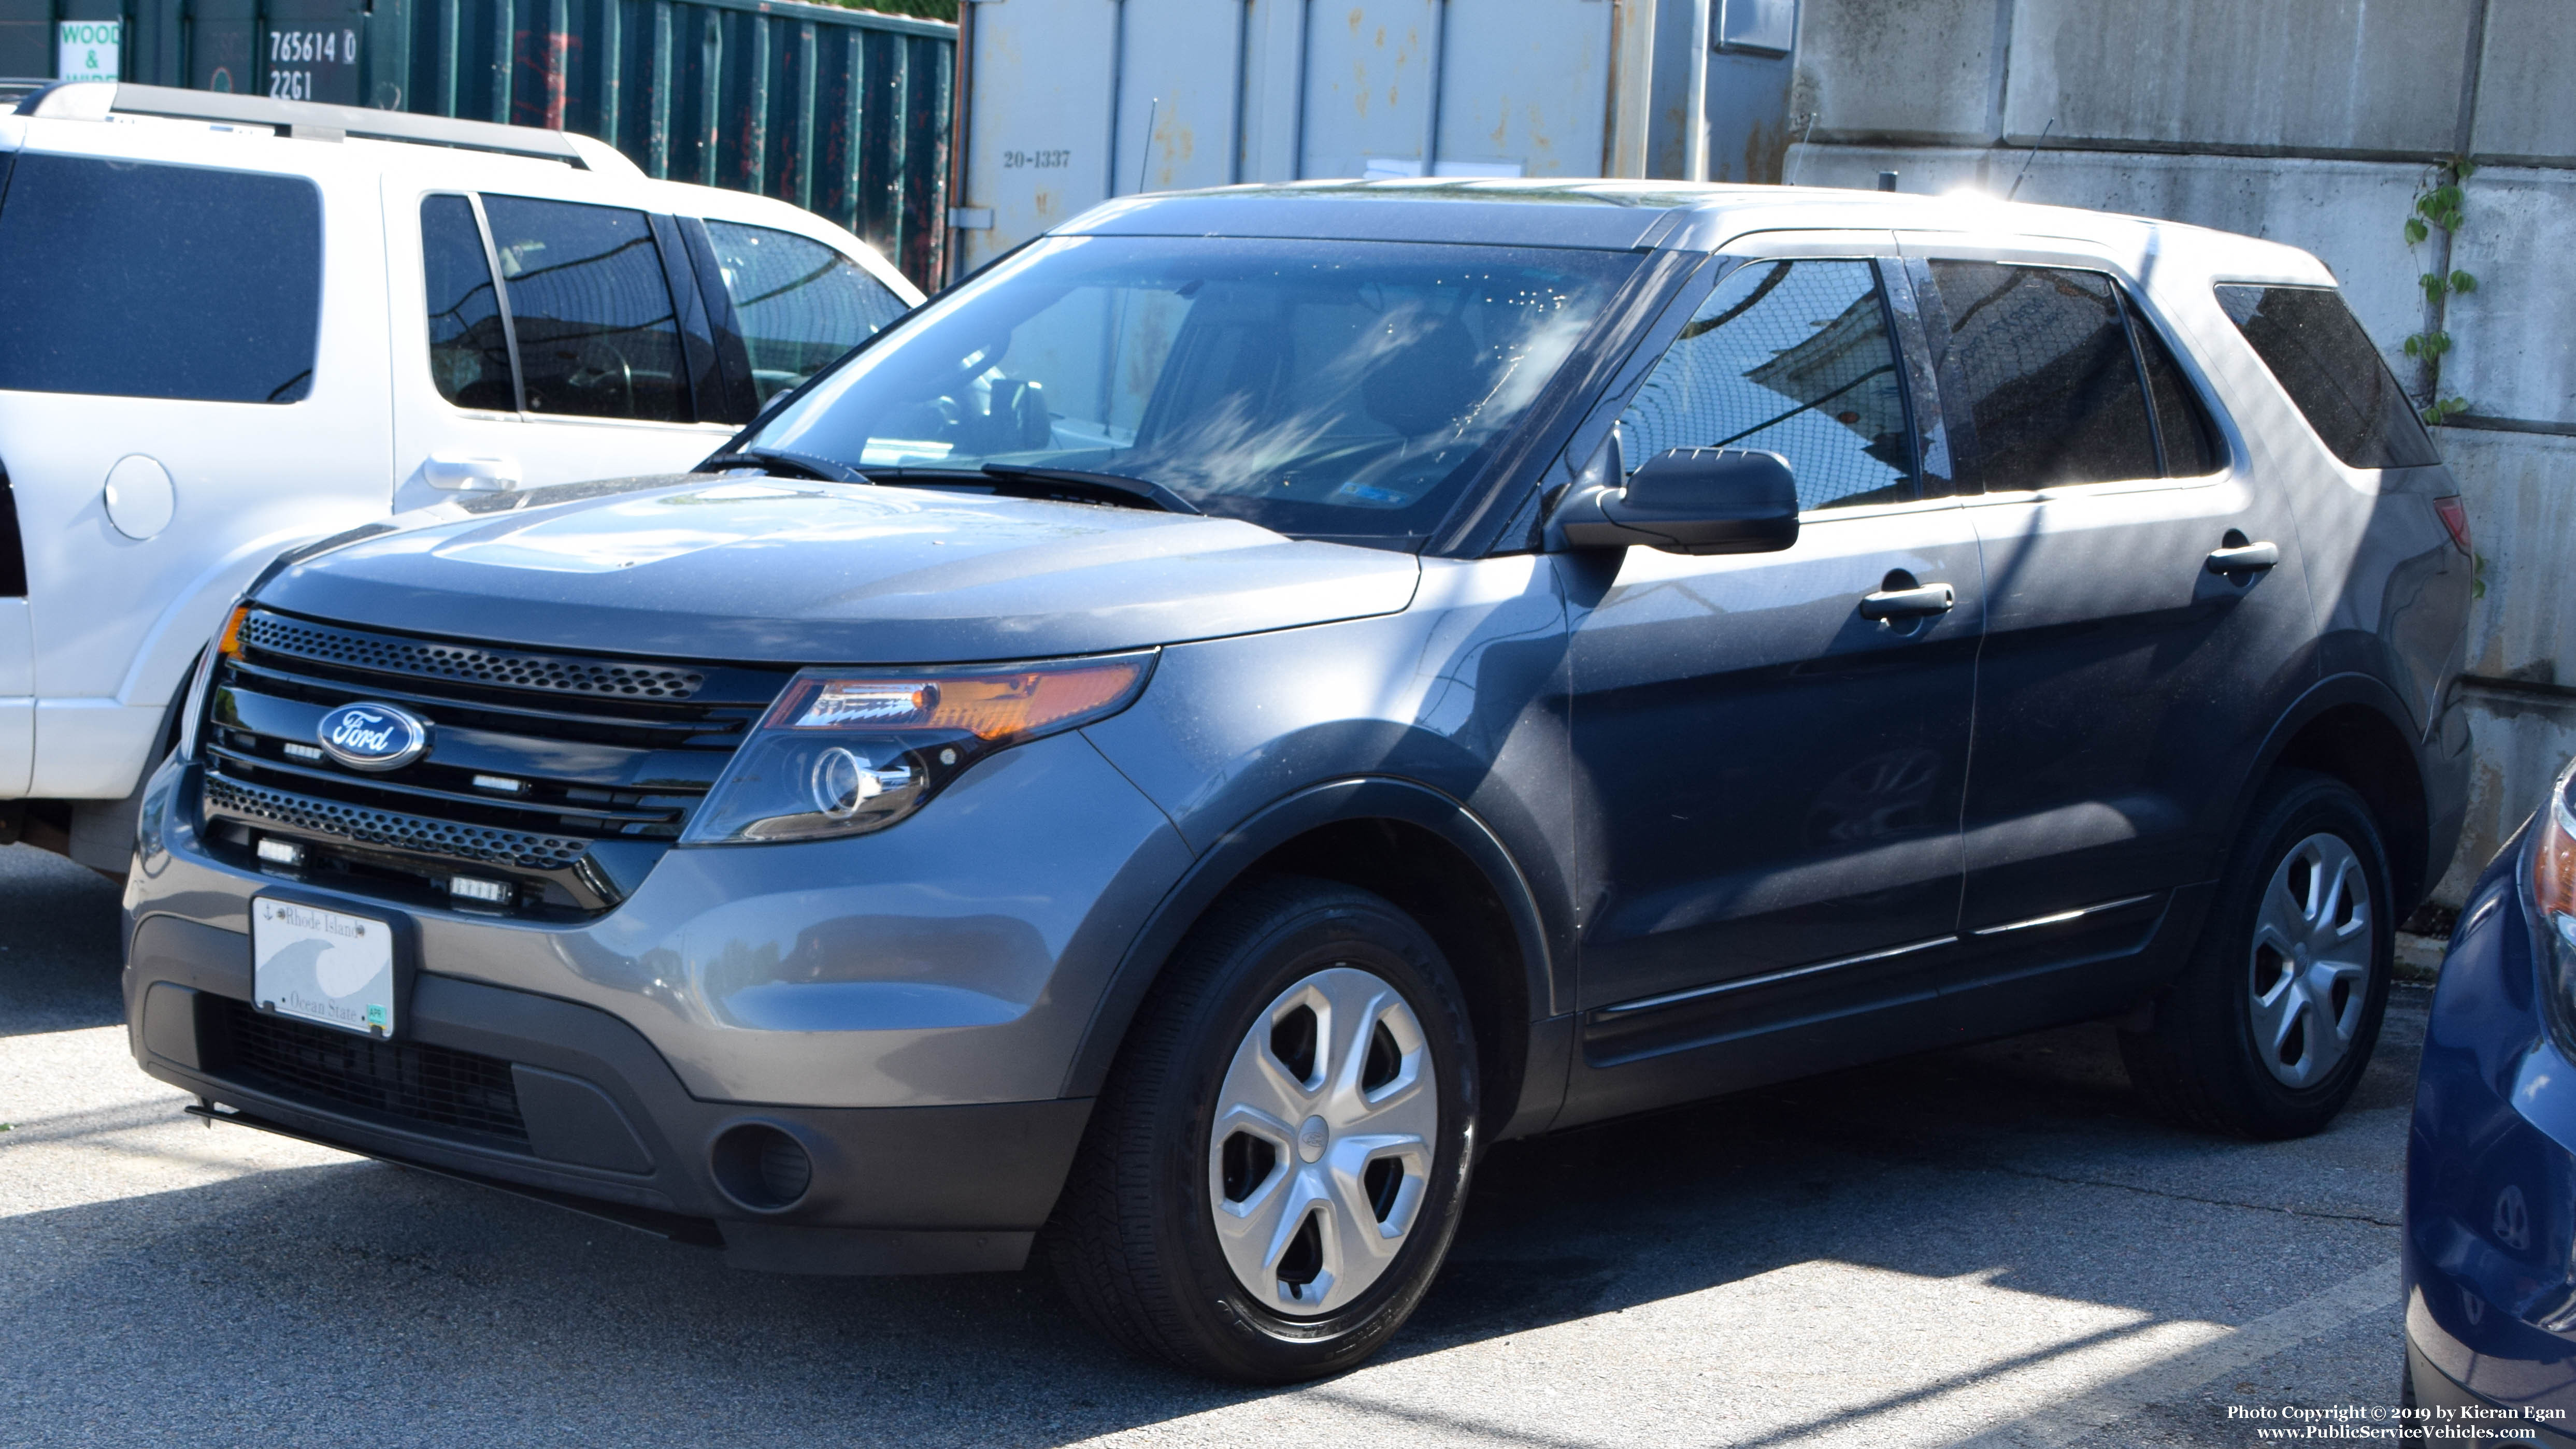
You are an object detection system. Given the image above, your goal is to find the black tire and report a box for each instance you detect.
[1047,876,1480,1383]
[2121,770,2396,1139]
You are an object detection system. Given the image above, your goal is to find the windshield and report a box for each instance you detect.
[745,235,1641,542]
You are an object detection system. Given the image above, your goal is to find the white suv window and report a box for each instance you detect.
[0,154,321,403]
[420,195,516,412]
[481,196,691,422]
[704,221,909,405]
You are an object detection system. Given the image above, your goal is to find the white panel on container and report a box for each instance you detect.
[1112,0,1256,196]
[960,0,1123,271]
[1719,0,1795,55]
[1298,0,1440,180]
[961,0,1789,258]
[1436,0,1615,177]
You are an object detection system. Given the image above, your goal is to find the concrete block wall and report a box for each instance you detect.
[1787,0,2572,906]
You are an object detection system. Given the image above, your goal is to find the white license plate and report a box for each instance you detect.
[252,898,396,1038]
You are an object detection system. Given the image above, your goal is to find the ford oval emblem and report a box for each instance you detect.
[316,702,432,772]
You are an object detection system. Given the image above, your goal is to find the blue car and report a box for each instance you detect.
[2407,757,2576,1443]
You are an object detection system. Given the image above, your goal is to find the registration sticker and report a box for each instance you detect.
[252,898,396,1037]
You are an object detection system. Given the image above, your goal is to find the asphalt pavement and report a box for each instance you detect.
[0,841,2421,1447]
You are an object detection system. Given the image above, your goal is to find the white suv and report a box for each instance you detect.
[0,81,923,870]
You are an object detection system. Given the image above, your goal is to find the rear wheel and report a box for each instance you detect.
[2121,770,2395,1139]
[1048,877,1479,1382]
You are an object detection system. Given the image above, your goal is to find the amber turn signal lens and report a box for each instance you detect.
[768,658,1148,742]
[217,603,251,658]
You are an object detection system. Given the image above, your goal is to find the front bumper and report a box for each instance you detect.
[2405,826,2576,1427]
[128,913,1091,1271]
[122,730,1197,1269]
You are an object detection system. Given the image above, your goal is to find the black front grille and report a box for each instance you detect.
[213,996,529,1147]
[239,611,706,699]
[197,608,792,915]
[206,775,592,871]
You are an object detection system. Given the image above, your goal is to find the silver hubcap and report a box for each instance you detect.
[2250,831,2374,1089]
[1208,967,1437,1318]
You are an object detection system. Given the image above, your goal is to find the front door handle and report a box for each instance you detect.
[2205,540,2280,575]
[1859,582,1957,620]
[422,454,522,492]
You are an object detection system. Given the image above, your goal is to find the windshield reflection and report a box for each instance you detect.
[749,236,1641,542]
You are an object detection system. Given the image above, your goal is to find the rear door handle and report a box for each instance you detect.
[1859,582,1957,620]
[2205,540,2280,574]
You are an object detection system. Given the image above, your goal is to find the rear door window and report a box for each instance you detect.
[2215,284,2440,469]
[1924,262,2162,492]
[420,195,516,412]
[0,154,321,403]
[479,196,690,422]
[1616,258,1920,511]
[703,221,909,405]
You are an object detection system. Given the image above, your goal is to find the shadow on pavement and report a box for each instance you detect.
[0,981,2425,1447]
[0,843,125,1037]
[0,840,2421,1444]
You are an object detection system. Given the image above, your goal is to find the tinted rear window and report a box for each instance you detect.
[1927,262,2160,492]
[2215,284,2439,469]
[0,154,322,403]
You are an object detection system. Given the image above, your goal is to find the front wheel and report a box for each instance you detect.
[1048,877,1479,1382]
[2121,770,2395,1139]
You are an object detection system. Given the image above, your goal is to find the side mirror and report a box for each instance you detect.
[1552,445,1800,556]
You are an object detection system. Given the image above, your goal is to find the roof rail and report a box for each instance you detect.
[11,81,642,176]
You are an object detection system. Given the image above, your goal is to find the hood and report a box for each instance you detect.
[256,477,1423,664]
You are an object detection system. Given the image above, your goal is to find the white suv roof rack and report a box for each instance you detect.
[11,80,640,175]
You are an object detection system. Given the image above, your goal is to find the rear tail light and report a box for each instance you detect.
[2434,495,2473,556]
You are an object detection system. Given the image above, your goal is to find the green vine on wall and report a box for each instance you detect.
[2403,157,2477,425]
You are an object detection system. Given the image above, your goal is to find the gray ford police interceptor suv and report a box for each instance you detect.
[124,180,2474,1382]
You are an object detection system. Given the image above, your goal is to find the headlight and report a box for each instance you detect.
[2534,756,2576,954]
[680,652,1156,845]
[2530,756,2576,1051]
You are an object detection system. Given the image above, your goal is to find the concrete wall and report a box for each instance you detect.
[1787,0,2572,907]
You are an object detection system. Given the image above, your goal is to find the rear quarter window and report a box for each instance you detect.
[0,154,322,403]
[2214,284,2440,469]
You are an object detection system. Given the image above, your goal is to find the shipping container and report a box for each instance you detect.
[0,0,955,285]
[943,0,1797,275]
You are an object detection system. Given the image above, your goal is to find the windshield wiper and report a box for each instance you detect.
[976,465,1201,515]
[848,463,1200,515]
[698,446,868,483]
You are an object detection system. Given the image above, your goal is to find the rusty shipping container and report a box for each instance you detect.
[944,0,1799,275]
[0,0,955,285]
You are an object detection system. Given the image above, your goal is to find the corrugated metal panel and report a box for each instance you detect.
[0,0,953,286]
[950,0,1793,274]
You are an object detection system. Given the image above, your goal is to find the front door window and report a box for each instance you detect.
[1616,258,1917,511]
